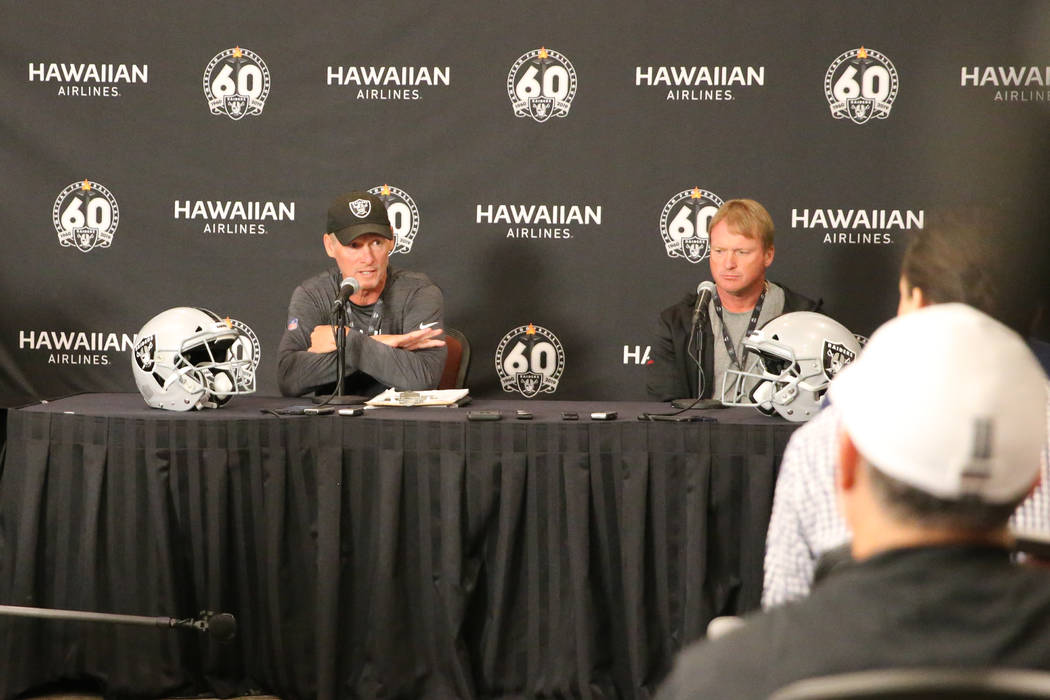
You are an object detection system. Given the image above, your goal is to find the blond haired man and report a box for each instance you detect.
[648,198,820,401]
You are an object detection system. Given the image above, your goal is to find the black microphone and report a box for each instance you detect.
[168,610,237,643]
[690,281,716,330]
[332,276,361,309]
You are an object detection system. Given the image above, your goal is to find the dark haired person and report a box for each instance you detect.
[658,304,1050,700]
[762,210,1050,607]
[647,198,820,401]
[277,190,446,398]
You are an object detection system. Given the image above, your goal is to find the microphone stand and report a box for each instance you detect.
[318,301,362,406]
[0,604,236,643]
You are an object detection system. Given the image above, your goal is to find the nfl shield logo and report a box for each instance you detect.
[678,235,709,264]
[822,340,857,378]
[74,227,98,253]
[847,98,874,124]
[528,97,554,122]
[516,371,543,398]
[224,94,248,120]
[348,198,371,218]
[134,335,156,372]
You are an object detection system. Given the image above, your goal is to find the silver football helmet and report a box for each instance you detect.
[131,307,259,411]
[722,311,861,422]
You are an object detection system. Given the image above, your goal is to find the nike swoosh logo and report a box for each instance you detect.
[419,321,439,329]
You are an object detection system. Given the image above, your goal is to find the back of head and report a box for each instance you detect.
[708,198,775,249]
[830,304,1047,529]
[901,207,1043,335]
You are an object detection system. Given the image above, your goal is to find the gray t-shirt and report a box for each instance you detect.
[711,282,785,399]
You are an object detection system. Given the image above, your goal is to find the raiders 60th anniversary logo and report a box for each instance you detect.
[495,323,565,397]
[204,47,270,120]
[660,188,724,263]
[507,47,577,123]
[825,47,898,125]
[53,180,119,253]
[368,184,420,254]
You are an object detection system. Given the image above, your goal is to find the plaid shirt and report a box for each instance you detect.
[762,384,1050,609]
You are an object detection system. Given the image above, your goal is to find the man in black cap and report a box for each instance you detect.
[277,190,446,398]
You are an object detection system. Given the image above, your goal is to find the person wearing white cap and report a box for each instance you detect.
[762,211,1050,608]
[656,304,1050,700]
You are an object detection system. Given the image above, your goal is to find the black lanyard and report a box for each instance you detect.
[349,299,384,336]
[712,288,766,369]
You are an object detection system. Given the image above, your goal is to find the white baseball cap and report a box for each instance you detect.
[829,303,1047,503]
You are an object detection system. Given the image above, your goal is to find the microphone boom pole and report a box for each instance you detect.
[0,604,236,642]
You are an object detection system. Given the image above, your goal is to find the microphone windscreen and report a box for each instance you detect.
[207,612,237,643]
[697,280,717,296]
[341,277,360,295]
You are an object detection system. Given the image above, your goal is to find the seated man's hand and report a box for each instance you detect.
[373,327,446,351]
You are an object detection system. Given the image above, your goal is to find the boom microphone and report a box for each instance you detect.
[169,610,237,643]
[333,276,361,309]
[0,604,236,643]
[691,281,717,331]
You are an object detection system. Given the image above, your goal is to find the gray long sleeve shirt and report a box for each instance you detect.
[277,266,447,397]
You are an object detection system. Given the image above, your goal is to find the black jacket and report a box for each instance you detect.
[646,282,820,401]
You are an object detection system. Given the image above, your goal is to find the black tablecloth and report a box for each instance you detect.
[0,394,800,699]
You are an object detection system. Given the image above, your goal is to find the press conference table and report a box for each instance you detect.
[0,393,801,699]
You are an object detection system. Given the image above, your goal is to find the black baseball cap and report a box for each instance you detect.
[326,191,393,244]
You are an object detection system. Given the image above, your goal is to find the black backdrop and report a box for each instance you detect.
[3,1,1050,405]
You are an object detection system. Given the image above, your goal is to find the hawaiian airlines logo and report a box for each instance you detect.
[173,198,295,235]
[203,47,270,120]
[660,188,724,263]
[825,47,898,124]
[961,65,1050,103]
[634,64,765,102]
[507,47,577,123]
[791,207,923,245]
[475,202,601,240]
[495,323,565,398]
[28,61,148,97]
[18,327,136,367]
[368,184,419,254]
[53,180,119,252]
[326,64,450,100]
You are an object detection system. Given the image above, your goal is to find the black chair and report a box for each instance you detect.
[770,668,1050,700]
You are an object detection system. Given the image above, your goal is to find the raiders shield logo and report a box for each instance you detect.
[528,97,554,123]
[348,198,371,218]
[74,227,98,253]
[678,234,709,264]
[516,371,543,398]
[847,98,874,124]
[223,94,249,120]
[822,340,857,378]
[134,334,157,372]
